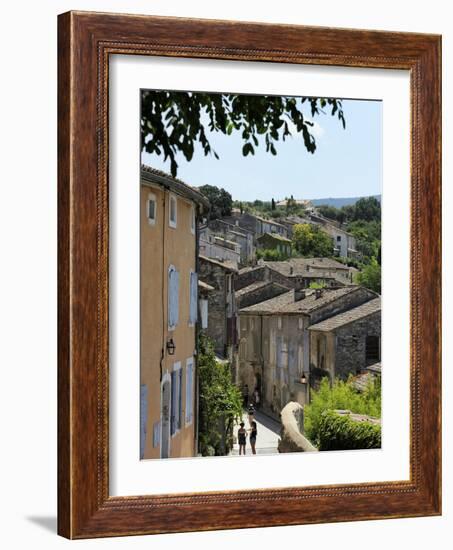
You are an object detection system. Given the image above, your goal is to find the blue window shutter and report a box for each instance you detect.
[140,384,148,459]
[170,371,176,435]
[152,421,160,448]
[185,363,190,424]
[174,270,179,326]
[185,359,193,424]
[168,267,180,328]
[178,368,183,430]
[168,268,173,328]
[189,271,198,325]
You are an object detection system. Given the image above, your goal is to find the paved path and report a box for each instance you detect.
[230,410,281,456]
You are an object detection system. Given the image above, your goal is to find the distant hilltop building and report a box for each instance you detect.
[276,198,312,208]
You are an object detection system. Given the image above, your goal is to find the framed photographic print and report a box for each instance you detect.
[58,11,441,538]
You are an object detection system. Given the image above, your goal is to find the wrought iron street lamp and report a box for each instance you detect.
[166,338,176,355]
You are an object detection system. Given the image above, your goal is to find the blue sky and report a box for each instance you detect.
[141,96,382,202]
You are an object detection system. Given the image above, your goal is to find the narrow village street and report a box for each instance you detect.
[230,410,281,456]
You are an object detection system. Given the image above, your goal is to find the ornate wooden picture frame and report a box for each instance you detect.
[58,11,441,539]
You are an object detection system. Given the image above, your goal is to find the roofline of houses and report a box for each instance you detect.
[307,297,381,332]
[141,164,210,211]
[257,232,292,243]
[239,286,368,316]
[199,254,238,272]
[208,218,255,236]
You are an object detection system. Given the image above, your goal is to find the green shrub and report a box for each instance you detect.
[256,248,290,261]
[304,377,381,444]
[197,334,243,456]
[308,281,327,289]
[317,410,381,451]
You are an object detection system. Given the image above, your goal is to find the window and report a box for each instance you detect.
[170,362,182,435]
[169,194,177,228]
[200,299,208,329]
[190,205,196,235]
[226,274,232,293]
[277,316,282,330]
[147,193,157,225]
[152,421,160,448]
[168,265,179,330]
[298,317,304,330]
[337,235,342,242]
[189,270,198,326]
[317,336,326,370]
[185,358,194,425]
[366,335,381,362]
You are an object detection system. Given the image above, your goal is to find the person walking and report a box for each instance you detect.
[238,422,247,455]
[249,420,257,455]
[253,387,260,409]
[248,403,255,426]
[242,384,249,409]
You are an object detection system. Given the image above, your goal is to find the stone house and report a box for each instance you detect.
[256,232,292,257]
[234,264,293,309]
[235,264,295,291]
[198,255,239,371]
[238,285,377,420]
[140,165,209,460]
[276,198,312,209]
[321,224,358,259]
[261,257,355,288]
[199,226,241,268]
[308,212,359,258]
[281,212,359,258]
[236,280,290,309]
[308,297,381,383]
[224,212,289,240]
[207,218,255,265]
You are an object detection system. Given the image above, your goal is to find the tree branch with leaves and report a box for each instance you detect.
[141,91,346,176]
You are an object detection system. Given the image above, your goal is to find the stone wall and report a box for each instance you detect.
[237,282,289,309]
[208,219,255,265]
[239,312,310,420]
[235,266,267,290]
[198,257,230,357]
[235,265,294,291]
[334,311,381,379]
[278,402,318,453]
[199,237,240,268]
[222,213,259,235]
[309,287,376,324]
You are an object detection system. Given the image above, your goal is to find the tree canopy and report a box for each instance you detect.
[141,91,346,176]
[317,196,381,225]
[355,258,381,294]
[198,184,233,220]
[292,223,333,257]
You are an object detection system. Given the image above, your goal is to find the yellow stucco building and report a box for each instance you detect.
[140,166,209,459]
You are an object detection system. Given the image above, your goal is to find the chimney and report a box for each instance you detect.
[315,288,323,299]
[295,289,306,301]
[289,266,294,275]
